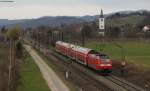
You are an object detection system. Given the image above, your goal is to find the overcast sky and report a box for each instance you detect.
[0,0,150,19]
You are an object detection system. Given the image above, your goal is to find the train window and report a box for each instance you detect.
[89,50,99,54]
[89,54,96,58]
[99,54,109,59]
[89,50,109,60]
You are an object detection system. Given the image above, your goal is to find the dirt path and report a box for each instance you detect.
[24,45,70,91]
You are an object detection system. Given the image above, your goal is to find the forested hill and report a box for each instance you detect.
[0,10,149,28]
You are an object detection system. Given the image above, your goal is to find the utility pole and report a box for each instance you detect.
[1,2,16,91]
[81,27,85,47]
[51,31,59,46]
[61,31,64,41]
[7,30,18,91]
[8,40,12,91]
[114,43,126,76]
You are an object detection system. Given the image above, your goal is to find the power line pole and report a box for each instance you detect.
[1,2,16,91]
[114,42,126,76]
[81,27,85,47]
[8,40,12,91]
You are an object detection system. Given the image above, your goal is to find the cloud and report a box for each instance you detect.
[0,0,149,19]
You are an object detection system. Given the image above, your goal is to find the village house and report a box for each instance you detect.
[143,25,150,32]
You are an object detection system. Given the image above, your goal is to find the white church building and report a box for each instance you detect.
[98,9,105,37]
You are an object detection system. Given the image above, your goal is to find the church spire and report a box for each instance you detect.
[100,9,104,18]
[99,8,105,30]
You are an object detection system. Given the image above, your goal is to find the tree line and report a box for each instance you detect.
[0,27,23,91]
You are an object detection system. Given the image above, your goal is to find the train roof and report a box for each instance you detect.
[56,41,93,54]
[72,45,93,54]
[56,41,73,48]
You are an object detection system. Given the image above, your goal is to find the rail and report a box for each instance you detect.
[51,50,146,91]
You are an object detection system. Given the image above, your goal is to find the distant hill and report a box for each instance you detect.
[0,10,149,28]
[104,10,150,28]
[7,16,85,28]
[106,15,146,27]
[0,19,30,27]
[79,15,98,22]
[107,10,150,18]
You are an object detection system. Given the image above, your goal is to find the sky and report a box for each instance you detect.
[0,0,150,19]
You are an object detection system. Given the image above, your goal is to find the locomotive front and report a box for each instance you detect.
[97,54,112,73]
[87,50,112,73]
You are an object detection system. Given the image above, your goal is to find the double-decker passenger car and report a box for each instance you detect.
[55,41,112,73]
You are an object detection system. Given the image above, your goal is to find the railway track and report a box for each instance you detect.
[50,50,146,91]
[105,75,145,91]
[33,44,146,91]
[48,50,112,91]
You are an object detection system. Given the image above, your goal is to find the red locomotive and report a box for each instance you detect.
[55,41,112,73]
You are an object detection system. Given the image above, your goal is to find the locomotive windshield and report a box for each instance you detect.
[99,54,109,59]
[89,50,109,60]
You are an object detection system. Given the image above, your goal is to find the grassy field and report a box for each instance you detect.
[86,41,150,68]
[17,50,50,91]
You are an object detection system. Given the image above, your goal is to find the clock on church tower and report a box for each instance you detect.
[99,9,105,30]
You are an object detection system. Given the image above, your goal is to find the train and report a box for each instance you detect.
[55,41,112,73]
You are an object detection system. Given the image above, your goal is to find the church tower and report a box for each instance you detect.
[99,9,105,36]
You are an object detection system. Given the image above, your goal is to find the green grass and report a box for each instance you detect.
[127,56,150,68]
[86,41,150,68]
[36,49,78,91]
[17,50,50,91]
